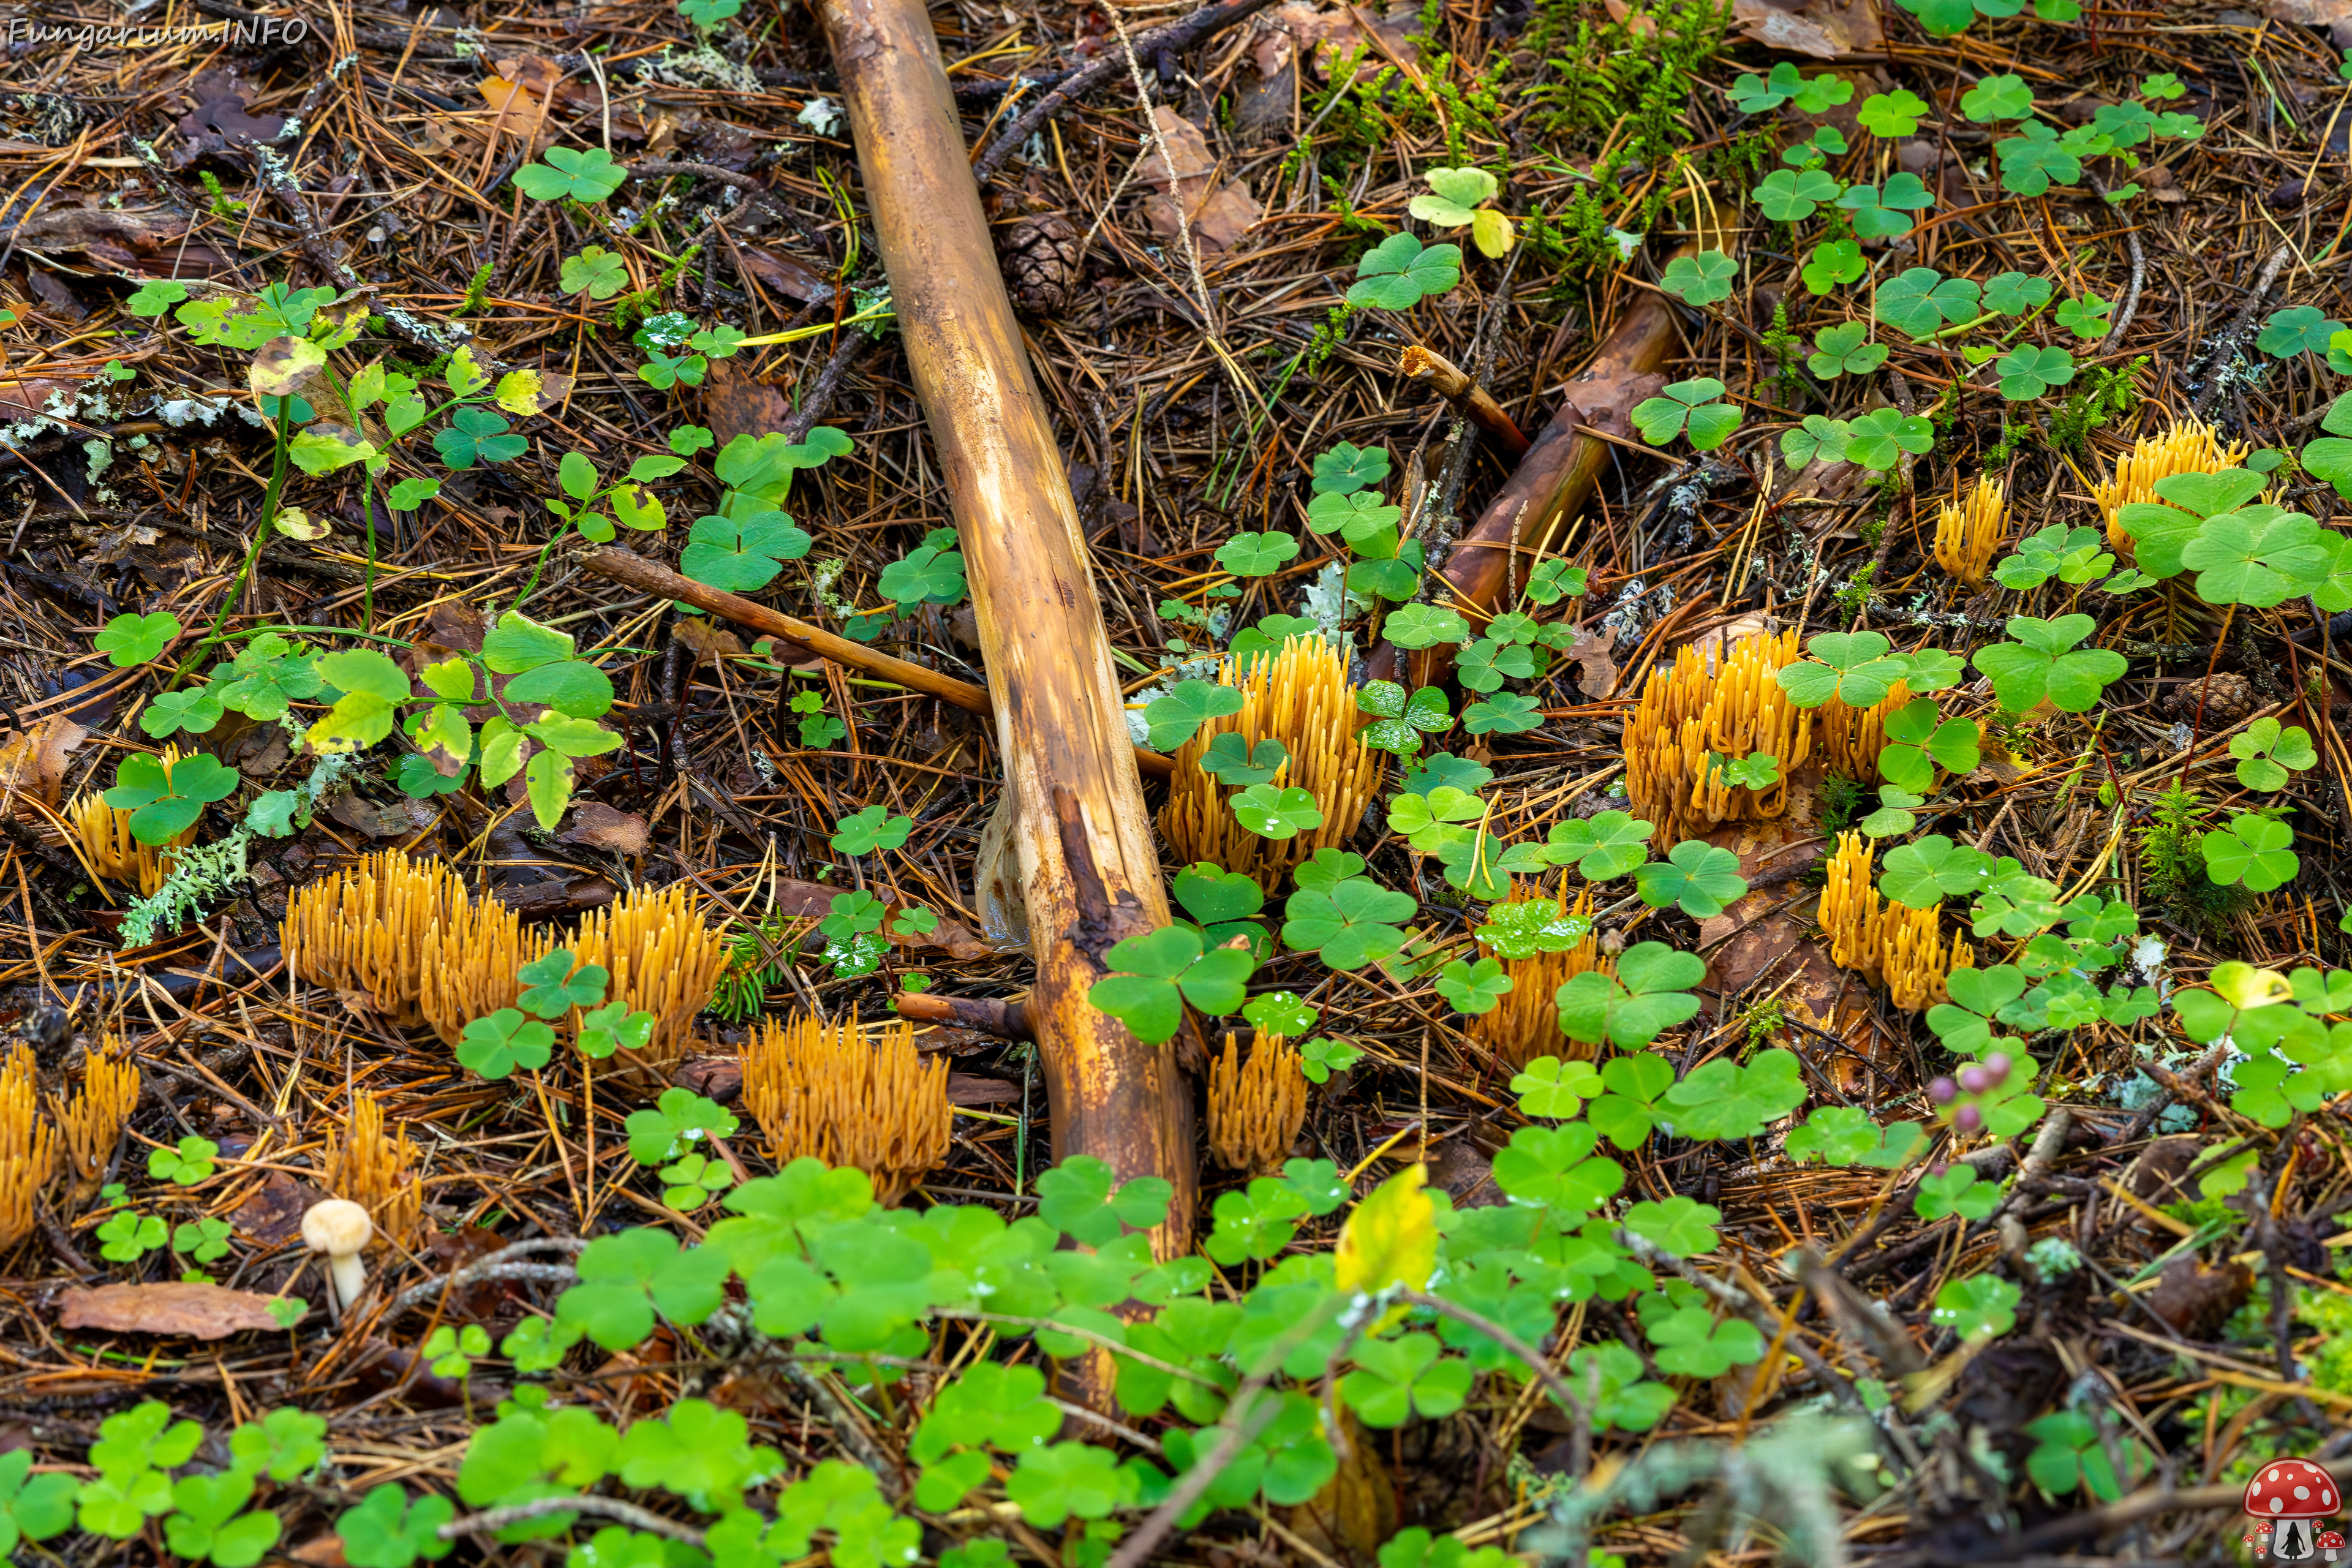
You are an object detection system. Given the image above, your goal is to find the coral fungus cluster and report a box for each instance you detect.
[1820,832,1973,1012]
[1161,636,1382,883]
[1626,630,1812,846]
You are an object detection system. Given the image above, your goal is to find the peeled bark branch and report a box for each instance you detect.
[1365,280,1683,681]
[816,0,1196,1249]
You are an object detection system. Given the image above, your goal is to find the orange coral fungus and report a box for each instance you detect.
[418,892,552,1050]
[1934,476,2007,587]
[1160,635,1383,883]
[1814,680,1912,782]
[283,851,465,1028]
[0,1045,56,1251]
[1206,1031,1308,1172]
[1817,831,1970,1011]
[56,1039,137,1203]
[1626,629,1812,846]
[569,884,729,1079]
[741,1013,950,1204]
[2095,417,2247,559]
[324,1091,423,1250]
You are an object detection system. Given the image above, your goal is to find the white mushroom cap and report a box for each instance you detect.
[302,1198,374,1257]
[303,1199,375,1310]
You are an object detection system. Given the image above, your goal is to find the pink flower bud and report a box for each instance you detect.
[1958,1065,1991,1094]
[1929,1076,1958,1104]
[1954,1103,1983,1135]
[1984,1052,2012,1084]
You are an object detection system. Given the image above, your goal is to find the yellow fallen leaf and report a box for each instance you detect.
[1334,1164,1435,1302]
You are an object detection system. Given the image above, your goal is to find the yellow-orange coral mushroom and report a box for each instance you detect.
[1161,635,1382,884]
[57,1039,137,1204]
[1207,1032,1308,1173]
[324,1091,423,1250]
[0,1044,55,1253]
[1469,886,1610,1068]
[2095,417,2247,559]
[1626,630,1812,846]
[1934,476,2007,587]
[284,851,465,1028]
[742,1013,950,1204]
[1817,831,1970,1011]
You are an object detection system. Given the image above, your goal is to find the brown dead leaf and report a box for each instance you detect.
[1139,108,1261,253]
[2264,0,2352,45]
[731,244,834,305]
[0,378,76,420]
[175,72,285,154]
[946,1072,1022,1105]
[559,802,652,856]
[1555,627,1617,699]
[671,618,745,658]
[0,714,86,810]
[233,1171,316,1248]
[1730,0,1882,57]
[328,793,431,839]
[1698,818,1842,1028]
[59,1282,303,1339]
[480,55,560,139]
[405,603,485,675]
[2147,1256,2253,1336]
[1257,2,1419,82]
[703,356,793,448]
[287,1534,350,1567]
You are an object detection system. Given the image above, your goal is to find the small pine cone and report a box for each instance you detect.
[999,214,1083,315]
[2163,671,2255,725]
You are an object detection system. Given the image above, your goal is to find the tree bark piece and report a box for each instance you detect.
[1365,287,1683,684]
[578,544,1174,781]
[815,0,1196,1246]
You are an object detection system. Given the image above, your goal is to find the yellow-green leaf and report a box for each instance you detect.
[478,719,526,787]
[249,336,326,399]
[1333,1165,1436,1300]
[410,704,472,767]
[307,692,397,753]
[1471,208,1515,259]
[494,369,548,416]
[445,345,486,399]
[611,483,666,532]
[525,747,573,830]
[418,657,475,702]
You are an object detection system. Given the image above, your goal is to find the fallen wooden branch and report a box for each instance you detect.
[1399,344,1529,456]
[1365,269,1684,684]
[817,0,1196,1248]
[576,545,1175,782]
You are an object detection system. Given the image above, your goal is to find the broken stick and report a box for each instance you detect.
[577,544,1174,782]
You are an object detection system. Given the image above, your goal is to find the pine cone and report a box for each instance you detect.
[2163,672,2254,725]
[998,214,1083,315]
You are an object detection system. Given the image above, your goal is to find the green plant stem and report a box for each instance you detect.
[214,625,415,648]
[176,407,292,685]
[361,470,380,631]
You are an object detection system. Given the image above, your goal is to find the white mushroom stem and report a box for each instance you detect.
[301,1198,375,1310]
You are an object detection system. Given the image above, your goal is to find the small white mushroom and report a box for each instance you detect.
[302,1199,374,1310]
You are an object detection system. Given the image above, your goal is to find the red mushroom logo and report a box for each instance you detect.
[2319,1528,2345,1562]
[2245,1459,2340,1561]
